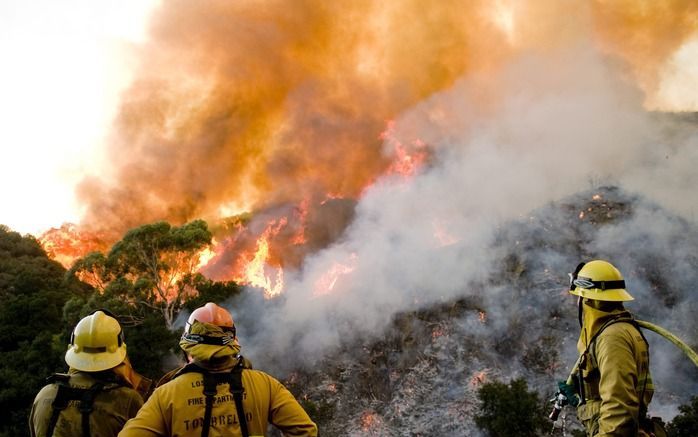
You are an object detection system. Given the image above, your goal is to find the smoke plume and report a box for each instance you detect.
[77,0,698,416]
[77,0,697,238]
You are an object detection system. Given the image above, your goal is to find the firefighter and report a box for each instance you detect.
[30,310,150,437]
[566,260,664,437]
[118,302,318,437]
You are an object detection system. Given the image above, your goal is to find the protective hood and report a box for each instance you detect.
[67,355,153,400]
[179,320,241,371]
[577,301,631,353]
[111,355,153,400]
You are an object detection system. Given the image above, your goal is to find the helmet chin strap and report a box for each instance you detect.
[577,296,584,329]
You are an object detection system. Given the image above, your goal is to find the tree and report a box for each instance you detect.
[0,225,81,437]
[475,378,548,437]
[69,219,213,329]
[667,396,698,437]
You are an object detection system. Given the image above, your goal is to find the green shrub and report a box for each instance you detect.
[475,378,548,437]
[667,396,698,437]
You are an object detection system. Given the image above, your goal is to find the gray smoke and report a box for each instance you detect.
[222,45,698,422]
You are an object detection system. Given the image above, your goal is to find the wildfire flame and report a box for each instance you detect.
[431,324,447,339]
[380,120,429,180]
[39,223,107,268]
[291,199,309,245]
[470,370,488,387]
[195,241,217,271]
[232,218,287,298]
[314,253,358,296]
[360,410,382,432]
[39,121,433,301]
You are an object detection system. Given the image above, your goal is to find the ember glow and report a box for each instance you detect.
[360,410,382,432]
[470,370,488,387]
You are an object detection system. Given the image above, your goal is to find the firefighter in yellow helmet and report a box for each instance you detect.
[118,302,318,437]
[30,309,152,437]
[565,260,664,437]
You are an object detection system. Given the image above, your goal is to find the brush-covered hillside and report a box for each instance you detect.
[256,185,698,436]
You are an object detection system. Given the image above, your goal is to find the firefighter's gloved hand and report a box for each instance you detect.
[557,380,580,407]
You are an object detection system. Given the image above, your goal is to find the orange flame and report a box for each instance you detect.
[470,370,488,387]
[39,223,108,268]
[195,240,217,271]
[360,410,382,432]
[380,120,429,179]
[431,324,446,339]
[232,218,287,297]
[313,253,358,296]
[291,199,309,245]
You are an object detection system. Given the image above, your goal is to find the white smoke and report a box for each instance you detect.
[224,40,698,422]
[234,48,630,340]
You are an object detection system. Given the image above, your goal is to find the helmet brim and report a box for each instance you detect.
[65,345,127,372]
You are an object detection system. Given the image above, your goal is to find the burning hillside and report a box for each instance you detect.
[256,186,698,435]
[39,0,698,297]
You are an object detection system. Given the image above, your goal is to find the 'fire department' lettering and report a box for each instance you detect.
[187,397,204,406]
[214,394,233,403]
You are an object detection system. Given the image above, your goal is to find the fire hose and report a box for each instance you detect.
[636,320,698,367]
[549,319,698,421]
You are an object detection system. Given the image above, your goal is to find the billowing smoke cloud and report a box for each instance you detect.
[230,41,698,412]
[76,0,697,239]
[74,0,698,416]
[78,0,510,237]
[238,45,665,354]
[590,0,698,108]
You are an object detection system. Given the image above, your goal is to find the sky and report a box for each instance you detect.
[0,0,697,237]
[0,0,160,235]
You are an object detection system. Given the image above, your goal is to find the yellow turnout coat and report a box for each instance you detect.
[119,320,317,437]
[576,306,654,437]
[118,366,317,437]
[30,369,143,437]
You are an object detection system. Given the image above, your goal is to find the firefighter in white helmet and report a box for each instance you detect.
[565,260,665,437]
[119,302,318,437]
[30,310,151,437]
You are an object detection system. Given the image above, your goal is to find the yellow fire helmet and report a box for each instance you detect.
[568,260,634,302]
[65,310,127,372]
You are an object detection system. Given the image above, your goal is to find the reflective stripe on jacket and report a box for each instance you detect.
[29,371,143,437]
[118,368,317,437]
[577,321,653,437]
